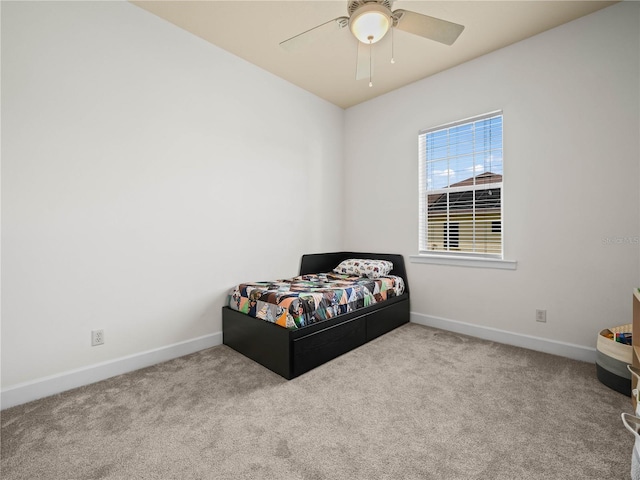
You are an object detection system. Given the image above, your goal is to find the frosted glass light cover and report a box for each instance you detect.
[349,6,391,44]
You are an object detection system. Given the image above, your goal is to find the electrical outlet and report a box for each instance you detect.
[91,329,104,346]
[536,309,547,323]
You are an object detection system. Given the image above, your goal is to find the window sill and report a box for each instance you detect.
[409,254,517,270]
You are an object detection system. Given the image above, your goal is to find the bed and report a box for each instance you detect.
[222,252,410,379]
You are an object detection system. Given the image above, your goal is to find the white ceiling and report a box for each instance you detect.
[131,0,617,109]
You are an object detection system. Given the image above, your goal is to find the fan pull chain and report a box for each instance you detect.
[391,27,395,64]
[368,37,373,87]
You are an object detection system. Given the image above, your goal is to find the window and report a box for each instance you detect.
[418,111,503,257]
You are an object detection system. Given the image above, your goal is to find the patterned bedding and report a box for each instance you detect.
[228,272,405,329]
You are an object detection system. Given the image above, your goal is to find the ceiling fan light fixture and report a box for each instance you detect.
[349,3,391,44]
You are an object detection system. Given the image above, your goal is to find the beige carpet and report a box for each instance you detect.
[1,323,634,479]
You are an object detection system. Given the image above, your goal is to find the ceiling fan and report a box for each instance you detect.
[279,0,465,86]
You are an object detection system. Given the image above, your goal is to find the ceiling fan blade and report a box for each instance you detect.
[280,17,349,52]
[355,41,371,80]
[393,9,464,46]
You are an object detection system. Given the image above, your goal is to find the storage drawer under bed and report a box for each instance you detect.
[292,315,367,377]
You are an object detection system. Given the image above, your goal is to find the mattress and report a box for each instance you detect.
[228,272,405,329]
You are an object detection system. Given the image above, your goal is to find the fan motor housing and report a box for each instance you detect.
[348,0,393,16]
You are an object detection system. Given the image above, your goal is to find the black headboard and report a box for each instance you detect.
[299,252,409,296]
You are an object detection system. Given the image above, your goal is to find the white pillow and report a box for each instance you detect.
[333,259,393,279]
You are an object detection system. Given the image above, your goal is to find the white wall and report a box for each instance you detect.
[344,2,640,351]
[2,1,638,407]
[1,1,344,391]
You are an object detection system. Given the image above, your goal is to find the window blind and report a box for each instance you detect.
[418,111,503,257]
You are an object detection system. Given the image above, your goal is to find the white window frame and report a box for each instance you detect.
[412,111,516,270]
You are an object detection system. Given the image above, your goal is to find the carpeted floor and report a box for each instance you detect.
[1,323,634,479]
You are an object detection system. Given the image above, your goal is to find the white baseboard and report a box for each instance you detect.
[1,332,223,410]
[410,312,596,363]
[2,317,597,409]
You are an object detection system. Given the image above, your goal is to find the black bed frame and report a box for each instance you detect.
[222,252,410,380]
